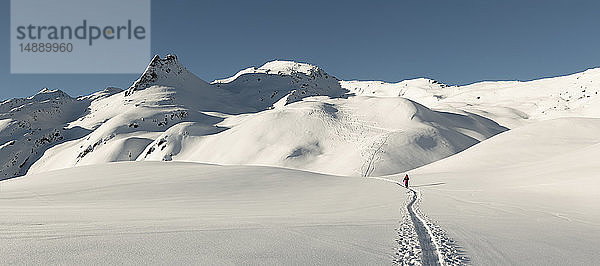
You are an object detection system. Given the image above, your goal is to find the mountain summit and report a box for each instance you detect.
[1,55,599,180]
[212,59,348,110]
[213,60,334,84]
[125,54,209,96]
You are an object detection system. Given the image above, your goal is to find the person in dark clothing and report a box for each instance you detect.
[403,174,409,188]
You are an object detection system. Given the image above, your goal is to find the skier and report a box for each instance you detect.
[403,174,409,188]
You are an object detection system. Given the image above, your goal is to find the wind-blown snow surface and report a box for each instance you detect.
[0,162,405,265]
[401,118,600,265]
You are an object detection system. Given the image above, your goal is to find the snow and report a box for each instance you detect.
[212,60,329,84]
[0,161,404,265]
[345,68,600,128]
[0,89,91,178]
[151,96,505,176]
[401,117,600,265]
[341,78,451,106]
[18,55,505,178]
[2,54,600,264]
[4,55,596,181]
[211,59,346,111]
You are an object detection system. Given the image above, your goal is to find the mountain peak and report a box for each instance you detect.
[125,54,204,96]
[259,60,323,76]
[213,60,334,84]
[150,54,179,66]
[27,88,71,101]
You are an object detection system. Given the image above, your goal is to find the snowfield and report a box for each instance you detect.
[1,162,405,265]
[1,54,600,265]
[406,118,600,265]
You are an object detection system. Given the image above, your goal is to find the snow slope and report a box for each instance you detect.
[140,96,505,176]
[2,55,600,265]
[3,55,599,180]
[343,68,600,128]
[400,117,600,265]
[212,60,347,110]
[27,56,229,175]
[23,55,506,178]
[0,88,120,179]
[0,161,405,265]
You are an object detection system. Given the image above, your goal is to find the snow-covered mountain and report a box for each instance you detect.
[0,88,120,179]
[3,55,600,265]
[343,69,600,128]
[2,55,599,180]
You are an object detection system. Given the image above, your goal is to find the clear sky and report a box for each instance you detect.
[2,0,600,99]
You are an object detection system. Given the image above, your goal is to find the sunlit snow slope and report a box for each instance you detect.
[400,118,600,265]
[2,54,600,265]
[0,162,404,265]
[1,55,599,179]
[343,69,600,128]
[11,55,508,178]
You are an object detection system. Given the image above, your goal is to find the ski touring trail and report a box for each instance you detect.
[370,177,469,265]
[406,188,443,265]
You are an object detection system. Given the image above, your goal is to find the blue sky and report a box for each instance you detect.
[2,0,600,99]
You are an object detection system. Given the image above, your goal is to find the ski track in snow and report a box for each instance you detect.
[371,177,469,265]
[406,188,443,265]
